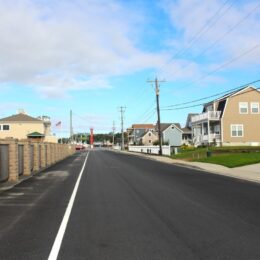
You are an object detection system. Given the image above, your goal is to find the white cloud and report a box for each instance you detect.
[0,0,167,97]
[161,0,260,76]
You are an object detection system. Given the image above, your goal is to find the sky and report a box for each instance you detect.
[0,0,260,136]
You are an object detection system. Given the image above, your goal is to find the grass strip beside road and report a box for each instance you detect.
[171,147,260,168]
[195,153,260,168]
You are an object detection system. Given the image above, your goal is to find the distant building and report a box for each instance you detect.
[139,129,158,146]
[159,123,183,147]
[182,113,198,146]
[0,111,58,143]
[127,124,155,145]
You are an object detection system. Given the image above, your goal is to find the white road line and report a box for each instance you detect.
[48,152,89,260]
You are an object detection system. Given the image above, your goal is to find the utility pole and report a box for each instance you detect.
[70,109,73,143]
[147,78,165,155]
[118,107,126,150]
[112,121,115,146]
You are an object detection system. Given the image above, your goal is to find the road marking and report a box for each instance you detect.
[48,152,89,260]
[7,192,24,196]
[0,196,15,200]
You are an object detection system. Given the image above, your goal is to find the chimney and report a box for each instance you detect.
[17,109,26,114]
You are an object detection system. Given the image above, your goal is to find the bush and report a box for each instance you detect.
[153,140,169,145]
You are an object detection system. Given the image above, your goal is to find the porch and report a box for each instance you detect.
[192,121,222,146]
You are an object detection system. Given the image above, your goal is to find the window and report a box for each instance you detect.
[239,102,248,114]
[251,102,259,114]
[3,125,10,131]
[148,133,151,137]
[149,140,151,143]
[206,105,213,111]
[231,125,243,137]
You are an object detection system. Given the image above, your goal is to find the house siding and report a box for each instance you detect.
[163,125,182,146]
[0,122,44,140]
[222,88,260,144]
[141,131,158,146]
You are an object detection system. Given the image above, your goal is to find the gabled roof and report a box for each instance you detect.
[131,124,155,129]
[0,113,42,123]
[160,123,182,132]
[204,85,260,106]
[140,129,157,138]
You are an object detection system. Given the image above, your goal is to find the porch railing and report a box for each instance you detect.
[191,111,221,123]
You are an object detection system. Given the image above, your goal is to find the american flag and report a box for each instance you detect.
[55,121,61,127]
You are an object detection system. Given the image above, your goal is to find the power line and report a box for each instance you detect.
[161,79,260,108]
[142,108,156,123]
[180,42,260,90]
[159,0,232,74]
[133,100,156,123]
[161,86,260,111]
[170,2,260,77]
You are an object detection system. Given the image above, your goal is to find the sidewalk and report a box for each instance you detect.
[118,150,260,184]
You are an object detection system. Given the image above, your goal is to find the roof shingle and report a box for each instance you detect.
[0,113,42,123]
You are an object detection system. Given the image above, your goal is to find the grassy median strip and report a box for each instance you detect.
[171,147,260,168]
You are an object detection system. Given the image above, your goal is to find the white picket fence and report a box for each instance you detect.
[128,145,171,156]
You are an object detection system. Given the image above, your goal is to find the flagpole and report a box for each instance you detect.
[60,123,63,144]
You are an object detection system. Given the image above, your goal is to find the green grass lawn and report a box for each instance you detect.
[196,153,260,168]
[170,146,260,168]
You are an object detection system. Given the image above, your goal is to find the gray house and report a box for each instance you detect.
[127,124,155,145]
[160,123,183,147]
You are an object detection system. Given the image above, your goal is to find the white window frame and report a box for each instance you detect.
[251,102,259,114]
[239,102,248,114]
[231,124,244,137]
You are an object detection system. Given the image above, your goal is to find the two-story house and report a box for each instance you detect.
[191,86,260,146]
[127,124,155,145]
[0,111,58,143]
[139,129,158,146]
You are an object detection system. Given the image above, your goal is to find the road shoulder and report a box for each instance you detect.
[110,149,260,184]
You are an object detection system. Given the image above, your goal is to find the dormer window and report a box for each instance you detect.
[206,105,213,111]
[239,102,248,114]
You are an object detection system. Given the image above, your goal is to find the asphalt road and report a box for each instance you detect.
[0,150,260,260]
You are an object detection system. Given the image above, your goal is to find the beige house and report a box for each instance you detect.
[127,124,155,145]
[0,112,58,143]
[140,129,158,145]
[191,86,260,146]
